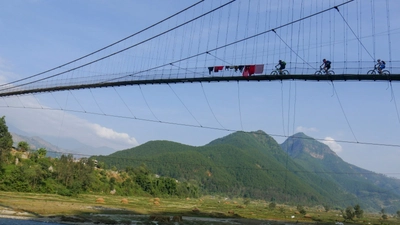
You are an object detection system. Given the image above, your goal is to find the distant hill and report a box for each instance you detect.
[40,135,116,155]
[281,132,400,212]
[10,132,115,157]
[11,132,66,158]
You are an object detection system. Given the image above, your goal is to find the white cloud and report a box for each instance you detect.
[91,124,138,146]
[0,63,138,152]
[1,95,138,151]
[322,137,343,153]
[296,126,318,133]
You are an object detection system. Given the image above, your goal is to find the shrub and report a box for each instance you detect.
[269,202,276,210]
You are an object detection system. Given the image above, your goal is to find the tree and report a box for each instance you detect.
[297,205,306,215]
[97,161,106,169]
[354,204,363,218]
[396,210,400,219]
[37,148,47,158]
[17,141,30,152]
[56,154,74,187]
[268,202,276,210]
[342,206,355,221]
[380,208,387,220]
[0,116,13,166]
[323,203,330,212]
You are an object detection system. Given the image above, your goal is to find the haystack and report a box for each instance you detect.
[192,207,200,213]
[96,198,105,203]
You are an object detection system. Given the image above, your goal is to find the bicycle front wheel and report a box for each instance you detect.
[328,70,335,75]
[382,70,390,75]
[315,71,322,75]
[271,71,278,75]
[367,70,376,75]
[282,70,290,75]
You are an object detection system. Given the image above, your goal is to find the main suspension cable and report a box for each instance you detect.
[0,0,236,92]
[0,0,205,87]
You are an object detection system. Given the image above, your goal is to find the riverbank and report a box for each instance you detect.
[0,206,300,225]
[0,191,394,224]
[0,210,298,225]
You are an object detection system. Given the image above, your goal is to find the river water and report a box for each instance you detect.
[0,218,63,225]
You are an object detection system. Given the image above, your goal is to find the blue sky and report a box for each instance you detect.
[1,0,400,178]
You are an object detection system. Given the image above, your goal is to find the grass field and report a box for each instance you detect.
[0,191,399,224]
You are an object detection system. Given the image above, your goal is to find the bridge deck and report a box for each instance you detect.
[1,74,400,97]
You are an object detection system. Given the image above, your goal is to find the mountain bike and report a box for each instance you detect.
[315,66,335,75]
[367,65,390,75]
[270,66,289,75]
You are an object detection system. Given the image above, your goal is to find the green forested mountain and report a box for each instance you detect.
[94,130,400,212]
[97,131,321,202]
[281,132,400,213]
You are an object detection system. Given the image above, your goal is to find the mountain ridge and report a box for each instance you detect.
[11,132,67,157]
[93,130,400,212]
[10,132,115,157]
[281,132,400,212]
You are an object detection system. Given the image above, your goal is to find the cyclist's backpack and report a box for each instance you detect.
[326,61,331,65]
[382,60,386,64]
[281,61,286,66]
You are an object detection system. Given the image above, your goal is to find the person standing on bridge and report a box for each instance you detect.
[276,60,286,75]
[321,59,331,74]
[375,59,386,74]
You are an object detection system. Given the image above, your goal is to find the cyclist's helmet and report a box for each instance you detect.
[323,59,326,62]
[279,60,282,63]
[377,59,381,62]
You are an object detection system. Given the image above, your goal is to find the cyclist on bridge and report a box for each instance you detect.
[375,59,386,74]
[321,59,331,74]
[276,60,286,74]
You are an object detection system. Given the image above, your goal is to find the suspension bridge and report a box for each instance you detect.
[1,73,400,97]
[0,0,399,98]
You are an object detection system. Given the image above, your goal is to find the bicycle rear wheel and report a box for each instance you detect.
[328,70,335,75]
[367,70,376,75]
[282,70,289,75]
[382,70,390,75]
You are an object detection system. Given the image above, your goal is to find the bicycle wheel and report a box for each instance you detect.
[328,70,335,75]
[270,71,278,75]
[283,70,289,75]
[367,70,376,75]
[382,70,390,75]
[315,71,322,75]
